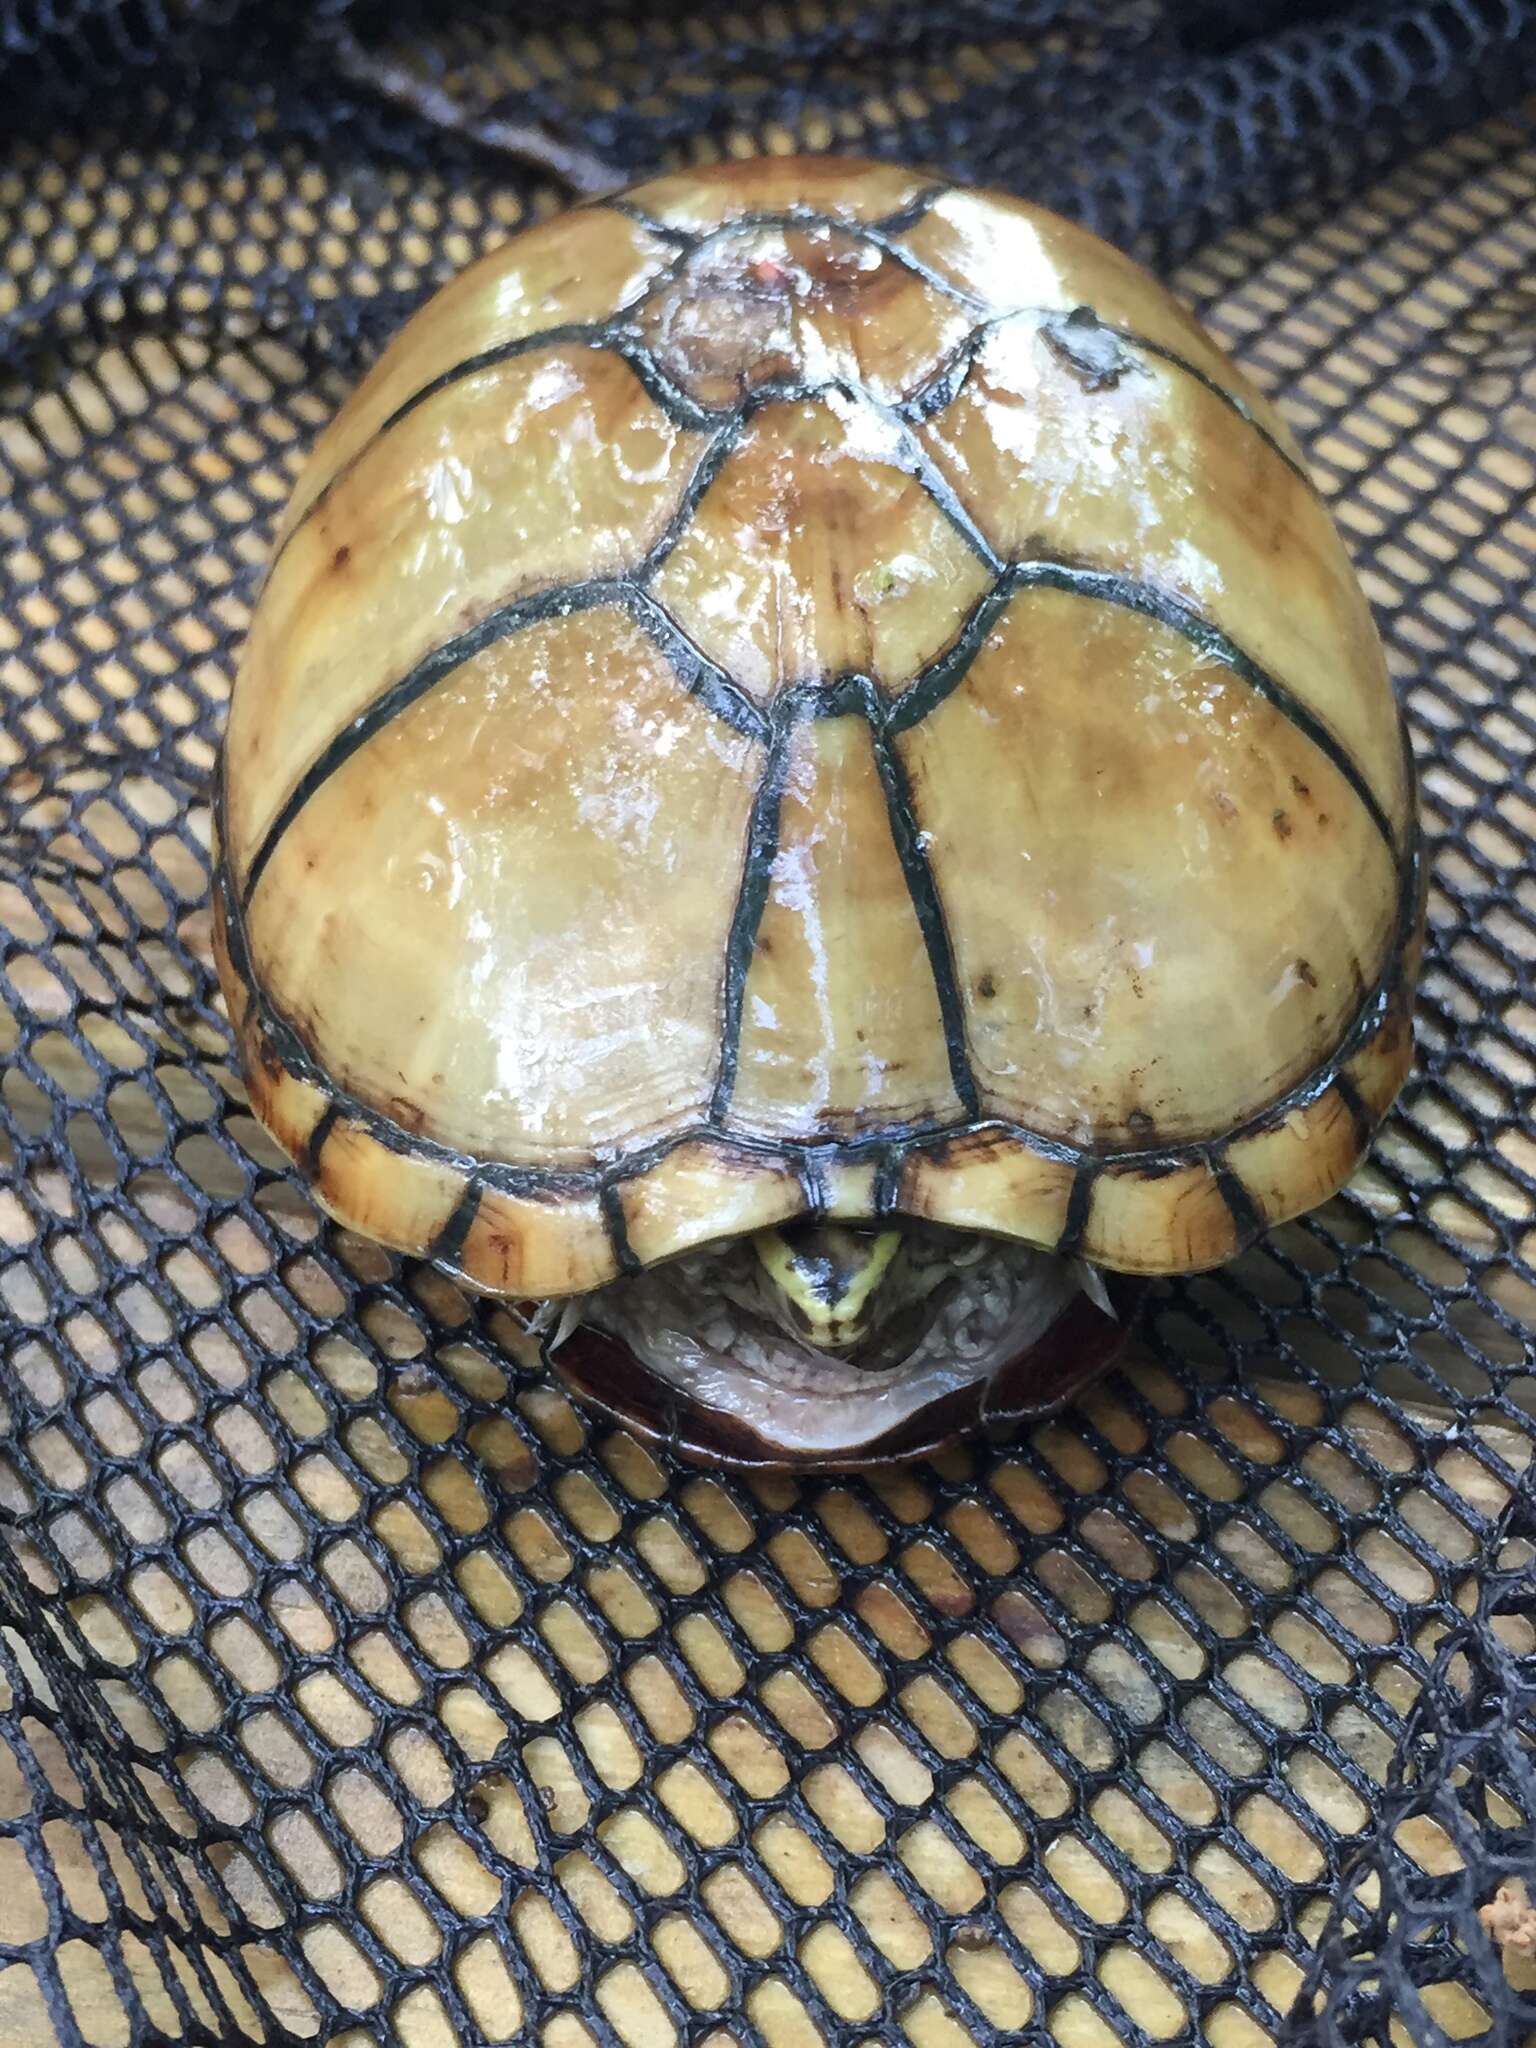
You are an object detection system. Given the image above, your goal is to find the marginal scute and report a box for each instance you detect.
[453,1184,618,1298]
[818,1158,883,1218]
[1225,1089,1363,1229]
[1345,993,1416,1121]
[1083,1160,1239,1274]
[617,1139,805,1265]
[239,1016,329,1168]
[652,394,991,703]
[898,1132,1077,1249]
[313,1120,465,1258]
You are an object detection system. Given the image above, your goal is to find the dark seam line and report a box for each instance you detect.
[599,1182,641,1275]
[596,186,951,243]
[631,410,749,580]
[888,558,1401,855]
[858,224,990,312]
[796,1151,830,1218]
[881,579,1017,734]
[593,197,700,244]
[708,726,796,1122]
[1333,1071,1374,1152]
[604,194,957,256]
[218,766,1419,1210]
[898,325,985,422]
[1057,1165,1097,1255]
[303,1101,339,1177]
[606,335,724,429]
[1214,1160,1265,1245]
[625,585,770,738]
[871,183,951,236]
[871,1149,902,1218]
[431,1177,484,1266]
[1128,334,1313,488]
[868,394,1002,572]
[266,198,968,576]
[773,671,883,728]
[239,569,768,910]
[866,701,981,1120]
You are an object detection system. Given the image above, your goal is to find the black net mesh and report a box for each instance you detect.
[2,5,1535,2045]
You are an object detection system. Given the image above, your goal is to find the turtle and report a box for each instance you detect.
[213,154,1421,1467]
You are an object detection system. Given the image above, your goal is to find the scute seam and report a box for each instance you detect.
[243,550,1404,909]
[216,732,1422,1281]
[225,174,1420,1282]
[709,720,796,1122]
[269,186,1317,585]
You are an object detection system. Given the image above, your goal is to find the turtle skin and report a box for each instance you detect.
[213,156,1421,1458]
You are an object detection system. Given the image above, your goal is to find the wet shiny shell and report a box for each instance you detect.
[214,155,1420,1292]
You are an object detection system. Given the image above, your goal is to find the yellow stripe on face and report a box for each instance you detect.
[751,1225,904,1349]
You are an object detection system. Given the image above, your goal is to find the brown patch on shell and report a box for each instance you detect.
[1040,306,1137,390]
[634,222,967,408]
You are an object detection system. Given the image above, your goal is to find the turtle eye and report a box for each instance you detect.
[750,1224,903,1350]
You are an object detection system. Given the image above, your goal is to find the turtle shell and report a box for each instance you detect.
[214,154,1420,1305]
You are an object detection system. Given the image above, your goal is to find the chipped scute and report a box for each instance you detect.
[1040,305,1139,390]
[635,223,964,407]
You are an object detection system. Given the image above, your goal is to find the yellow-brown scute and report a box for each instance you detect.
[246,608,759,1164]
[914,316,1410,828]
[652,394,990,703]
[228,345,710,873]
[897,588,1398,1149]
[221,156,1415,1287]
[730,716,960,1141]
[272,205,678,548]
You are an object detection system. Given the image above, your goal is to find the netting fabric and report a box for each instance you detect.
[1,5,1535,2045]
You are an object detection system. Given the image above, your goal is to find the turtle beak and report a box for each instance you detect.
[750,1223,904,1351]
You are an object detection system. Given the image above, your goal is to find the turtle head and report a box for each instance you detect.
[750,1223,904,1351]
[570,1221,1127,1464]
